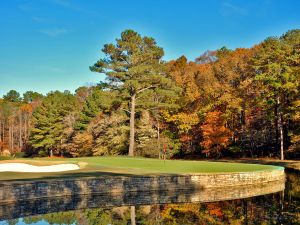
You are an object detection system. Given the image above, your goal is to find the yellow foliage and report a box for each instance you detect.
[163,111,199,134]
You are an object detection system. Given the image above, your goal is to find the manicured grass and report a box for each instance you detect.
[0,156,283,181]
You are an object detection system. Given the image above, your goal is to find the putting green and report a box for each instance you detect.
[0,156,283,181]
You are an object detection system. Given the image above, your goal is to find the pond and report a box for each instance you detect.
[0,170,299,225]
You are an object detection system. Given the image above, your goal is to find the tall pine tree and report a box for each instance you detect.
[90,30,178,156]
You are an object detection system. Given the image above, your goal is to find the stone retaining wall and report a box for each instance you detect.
[0,168,284,203]
[0,179,285,220]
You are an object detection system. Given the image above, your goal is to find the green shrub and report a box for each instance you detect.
[0,156,11,160]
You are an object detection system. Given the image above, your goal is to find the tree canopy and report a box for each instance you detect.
[1,28,299,160]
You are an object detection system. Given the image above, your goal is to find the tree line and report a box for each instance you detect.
[0,29,299,159]
[0,90,42,155]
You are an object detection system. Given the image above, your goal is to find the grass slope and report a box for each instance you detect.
[0,156,282,181]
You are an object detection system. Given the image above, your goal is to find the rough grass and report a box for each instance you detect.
[0,156,283,181]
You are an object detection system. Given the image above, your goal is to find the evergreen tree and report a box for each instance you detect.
[253,31,300,160]
[29,91,79,156]
[75,87,117,130]
[3,90,21,102]
[23,91,43,103]
[90,29,178,156]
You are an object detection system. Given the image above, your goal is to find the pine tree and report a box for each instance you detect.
[3,90,21,102]
[29,91,79,156]
[90,29,178,156]
[75,87,117,130]
[23,91,43,103]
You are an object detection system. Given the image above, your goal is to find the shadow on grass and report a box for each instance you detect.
[0,171,133,182]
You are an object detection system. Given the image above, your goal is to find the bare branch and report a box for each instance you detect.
[122,109,131,114]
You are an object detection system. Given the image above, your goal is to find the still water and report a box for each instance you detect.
[0,171,299,225]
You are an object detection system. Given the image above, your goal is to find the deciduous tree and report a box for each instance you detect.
[201,111,232,157]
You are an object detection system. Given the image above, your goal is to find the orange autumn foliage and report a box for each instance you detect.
[207,203,224,218]
[167,55,201,103]
[160,203,200,222]
[201,111,232,156]
[20,103,33,113]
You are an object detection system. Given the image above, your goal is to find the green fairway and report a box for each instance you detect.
[0,156,283,181]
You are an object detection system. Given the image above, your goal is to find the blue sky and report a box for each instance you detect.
[0,0,299,96]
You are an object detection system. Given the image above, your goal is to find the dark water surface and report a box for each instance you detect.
[0,171,299,225]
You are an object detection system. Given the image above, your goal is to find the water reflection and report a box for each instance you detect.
[0,171,299,224]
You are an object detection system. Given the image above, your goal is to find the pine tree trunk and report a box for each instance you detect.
[128,94,136,156]
[277,96,284,160]
[279,115,284,160]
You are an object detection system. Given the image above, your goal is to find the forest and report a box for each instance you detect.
[0,29,299,160]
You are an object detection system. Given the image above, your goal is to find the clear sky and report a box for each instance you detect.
[0,0,299,96]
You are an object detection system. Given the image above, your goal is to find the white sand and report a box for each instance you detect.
[0,163,80,173]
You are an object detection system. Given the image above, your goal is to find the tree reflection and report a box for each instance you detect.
[9,193,298,225]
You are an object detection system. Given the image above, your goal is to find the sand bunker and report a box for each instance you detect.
[0,163,80,173]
